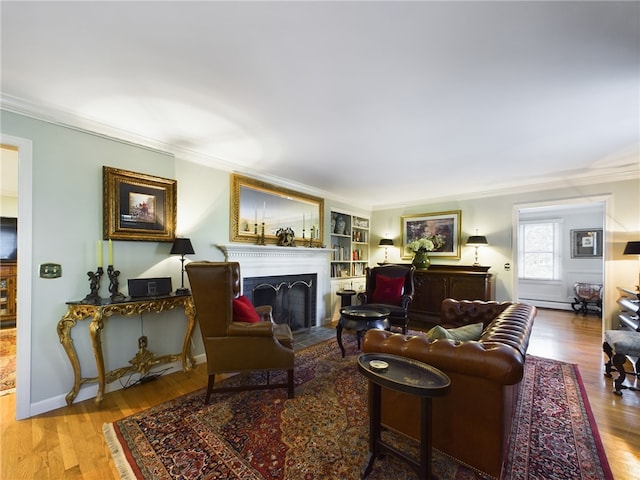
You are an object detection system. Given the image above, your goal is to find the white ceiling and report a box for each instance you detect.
[2,1,639,209]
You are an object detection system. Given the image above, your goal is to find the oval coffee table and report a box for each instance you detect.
[357,353,451,479]
[336,305,390,358]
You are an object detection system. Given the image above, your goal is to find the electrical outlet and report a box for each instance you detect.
[40,263,62,278]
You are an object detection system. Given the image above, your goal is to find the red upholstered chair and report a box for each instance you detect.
[186,261,294,404]
[357,265,416,334]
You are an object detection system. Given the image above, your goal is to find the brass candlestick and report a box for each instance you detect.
[83,267,104,305]
[257,222,266,245]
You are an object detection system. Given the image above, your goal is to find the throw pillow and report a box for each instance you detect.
[425,322,484,341]
[232,295,261,323]
[371,274,405,305]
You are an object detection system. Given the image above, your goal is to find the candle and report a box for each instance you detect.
[108,239,113,265]
[262,201,266,223]
[97,240,103,268]
[254,205,257,224]
[303,213,305,230]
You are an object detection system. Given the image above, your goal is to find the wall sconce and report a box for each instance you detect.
[466,232,488,267]
[378,238,394,264]
[170,238,195,295]
[623,241,640,289]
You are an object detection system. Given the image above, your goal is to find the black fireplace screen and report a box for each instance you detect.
[243,273,317,331]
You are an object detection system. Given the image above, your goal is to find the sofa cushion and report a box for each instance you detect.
[426,322,484,341]
[232,295,261,323]
[371,274,405,305]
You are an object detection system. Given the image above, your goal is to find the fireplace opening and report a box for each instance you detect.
[244,274,317,331]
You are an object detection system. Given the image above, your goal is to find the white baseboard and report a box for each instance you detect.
[29,354,207,418]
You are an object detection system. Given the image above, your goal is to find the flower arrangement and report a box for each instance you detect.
[406,235,444,253]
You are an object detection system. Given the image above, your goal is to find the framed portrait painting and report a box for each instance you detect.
[401,210,461,259]
[570,229,602,258]
[103,166,177,242]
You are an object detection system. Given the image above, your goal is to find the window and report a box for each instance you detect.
[518,221,562,280]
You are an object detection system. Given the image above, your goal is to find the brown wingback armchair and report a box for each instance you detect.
[186,261,294,404]
[357,264,416,333]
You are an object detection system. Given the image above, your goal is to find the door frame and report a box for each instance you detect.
[512,194,613,329]
[1,134,33,420]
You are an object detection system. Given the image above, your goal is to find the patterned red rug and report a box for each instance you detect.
[0,328,16,395]
[103,337,612,480]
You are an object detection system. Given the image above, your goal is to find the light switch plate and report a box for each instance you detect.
[40,263,62,278]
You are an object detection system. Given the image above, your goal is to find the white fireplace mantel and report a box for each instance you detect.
[216,244,334,326]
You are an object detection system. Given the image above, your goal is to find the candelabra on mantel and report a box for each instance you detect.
[257,222,266,245]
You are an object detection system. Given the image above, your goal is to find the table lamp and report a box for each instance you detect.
[170,238,195,295]
[623,241,640,289]
[378,238,394,263]
[466,232,488,267]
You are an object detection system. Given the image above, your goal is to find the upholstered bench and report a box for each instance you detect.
[603,329,640,396]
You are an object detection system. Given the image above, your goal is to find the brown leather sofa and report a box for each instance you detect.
[362,298,537,478]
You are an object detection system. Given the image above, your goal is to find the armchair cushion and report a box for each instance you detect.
[425,322,484,341]
[232,295,261,323]
[371,274,405,305]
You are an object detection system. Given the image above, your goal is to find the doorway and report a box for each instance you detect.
[514,199,607,312]
[1,134,33,420]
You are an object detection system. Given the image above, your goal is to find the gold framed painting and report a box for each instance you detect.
[103,166,177,242]
[401,210,461,259]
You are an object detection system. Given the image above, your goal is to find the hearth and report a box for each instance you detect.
[243,273,316,331]
[217,244,334,327]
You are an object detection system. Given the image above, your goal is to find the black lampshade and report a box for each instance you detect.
[466,235,488,246]
[623,241,640,255]
[379,238,394,247]
[170,238,195,255]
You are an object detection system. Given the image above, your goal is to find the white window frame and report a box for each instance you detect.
[517,220,562,281]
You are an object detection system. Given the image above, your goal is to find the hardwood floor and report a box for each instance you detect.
[1,309,638,479]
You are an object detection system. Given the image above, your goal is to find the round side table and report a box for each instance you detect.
[357,353,451,479]
[337,305,390,358]
[336,289,357,307]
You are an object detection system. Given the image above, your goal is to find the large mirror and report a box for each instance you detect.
[231,173,324,246]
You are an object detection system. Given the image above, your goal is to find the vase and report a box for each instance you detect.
[412,250,431,269]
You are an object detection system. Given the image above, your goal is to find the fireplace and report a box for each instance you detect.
[217,244,334,327]
[243,273,316,331]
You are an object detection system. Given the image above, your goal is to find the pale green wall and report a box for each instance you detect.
[2,107,638,416]
[370,179,639,327]
[0,110,222,413]
[0,195,17,216]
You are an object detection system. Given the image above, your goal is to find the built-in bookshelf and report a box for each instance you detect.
[329,210,370,279]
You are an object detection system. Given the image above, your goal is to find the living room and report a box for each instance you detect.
[1,2,639,477]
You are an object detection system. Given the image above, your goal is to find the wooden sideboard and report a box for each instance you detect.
[0,261,17,327]
[408,265,495,326]
[616,286,640,331]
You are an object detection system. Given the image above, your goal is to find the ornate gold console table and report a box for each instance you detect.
[57,294,196,406]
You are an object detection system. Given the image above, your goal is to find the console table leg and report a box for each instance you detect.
[89,312,106,406]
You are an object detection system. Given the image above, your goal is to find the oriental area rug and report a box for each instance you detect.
[103,336,612,480]
[0,327,16,395]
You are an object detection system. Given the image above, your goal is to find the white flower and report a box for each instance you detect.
[406,235,443,253]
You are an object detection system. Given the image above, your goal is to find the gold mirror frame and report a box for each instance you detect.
[231,174,324,246]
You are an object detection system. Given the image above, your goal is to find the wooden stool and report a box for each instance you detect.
[603,330,640,396]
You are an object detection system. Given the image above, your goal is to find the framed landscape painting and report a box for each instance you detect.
[401,210,461,259]
[103,166,177,242]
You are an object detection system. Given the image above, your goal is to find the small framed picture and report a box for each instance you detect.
[103,167,177,242]
[570,229,602,258]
